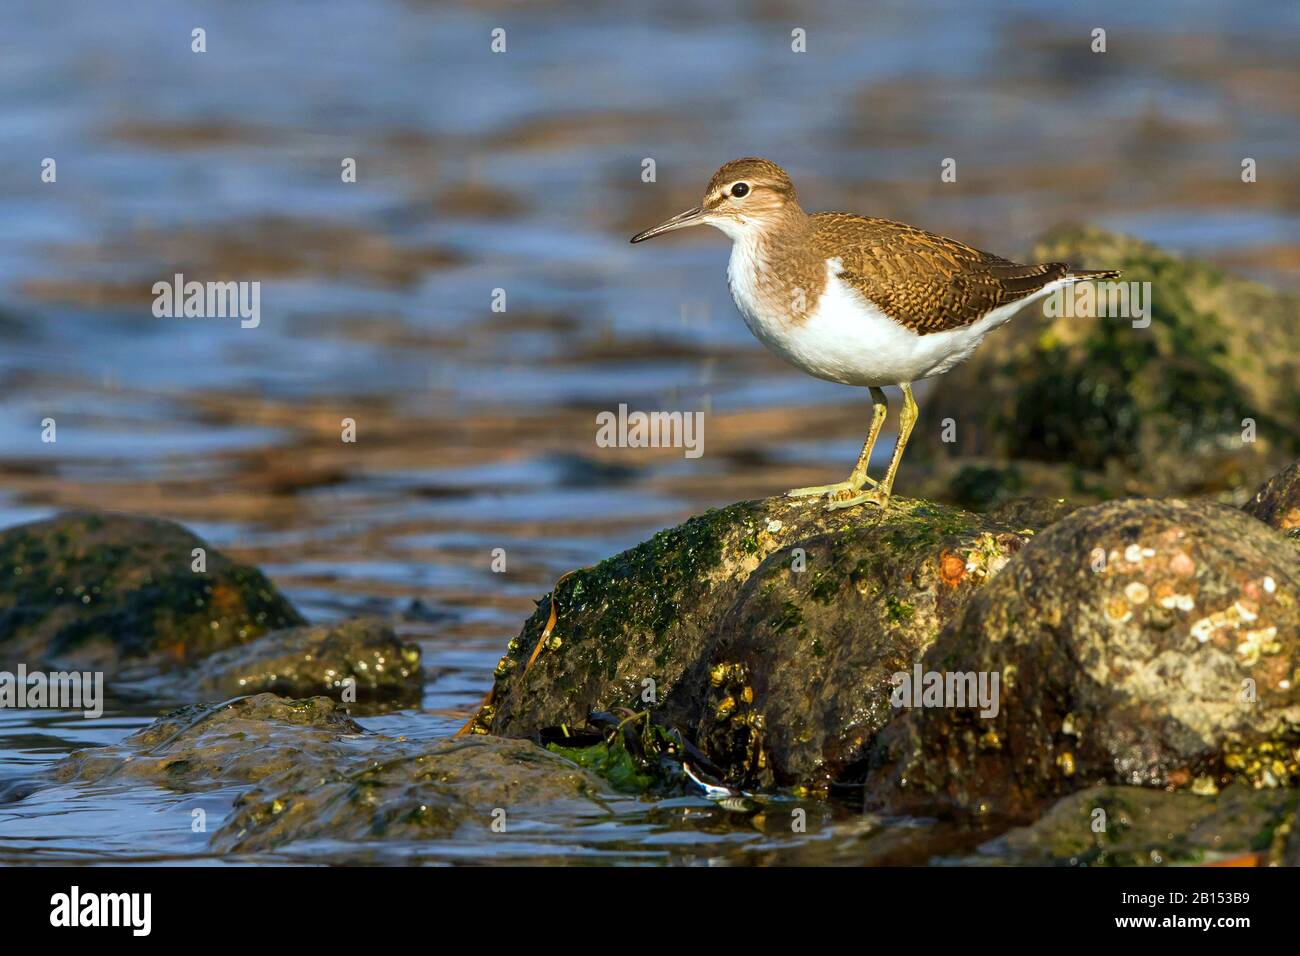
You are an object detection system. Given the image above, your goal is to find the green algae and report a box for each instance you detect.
[885,595,916,623]
[546,717,688,794]
[771,600,804,634]
[546,736,656,793]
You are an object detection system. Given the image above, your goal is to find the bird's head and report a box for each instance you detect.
[630,157,801,244]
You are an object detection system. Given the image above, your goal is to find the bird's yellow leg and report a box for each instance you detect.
[787,387,887,498]
[827,383,917,511]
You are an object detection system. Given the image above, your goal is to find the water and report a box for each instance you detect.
[1,0,1297,864]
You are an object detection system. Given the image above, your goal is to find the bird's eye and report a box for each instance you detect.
[730,182,750,198]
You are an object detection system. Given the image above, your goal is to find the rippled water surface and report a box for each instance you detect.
[1,0,1298,863]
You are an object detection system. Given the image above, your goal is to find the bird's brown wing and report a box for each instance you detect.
[810,213,1068,335]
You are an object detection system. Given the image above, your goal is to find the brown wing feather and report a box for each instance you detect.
[810,213,1068,335]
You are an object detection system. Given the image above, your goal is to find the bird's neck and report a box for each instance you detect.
[727,206,829,324]
[739,208,824,277]
[752,203,809,243]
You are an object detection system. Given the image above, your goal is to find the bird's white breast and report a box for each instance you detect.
[726,239,1063,388]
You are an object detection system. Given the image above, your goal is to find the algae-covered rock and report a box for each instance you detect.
[54,694,366,791]
[913,228,1300,509]
[0,511,304,673]
[1243,458,1300,535]
[479,497,836,740]
[52,691,616,857]
[212,735,614,853]
[864,498,1300,821]
[975,784,1297,866]
[1286,802,1300,866]
[765,783,1298,866]
[695,506,1039,788]
[476,494,1068,787]
[187,617,422,707]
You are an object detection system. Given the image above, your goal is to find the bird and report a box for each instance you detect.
[630,157,1120,510]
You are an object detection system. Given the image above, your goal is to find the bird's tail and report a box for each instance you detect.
[1063,267,1121,282]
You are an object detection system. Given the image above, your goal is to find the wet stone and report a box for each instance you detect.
[212,735,614,854]
[50,692,617,856]
[186,617,422,708]
[973,784,1298,866]
[476,494,1071,787]
[54,694,369,791]
[1243,458,1300,535]
[694,505,1042,789]
[0,511,304,674]
[863,498,1300,821]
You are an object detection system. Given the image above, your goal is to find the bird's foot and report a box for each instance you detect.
[824,486,892,512]
[786,476,877,499]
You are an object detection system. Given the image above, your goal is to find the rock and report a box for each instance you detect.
[695,510,1040,789]
[212,735,613,853]
[186,618,422,707]
[474,494,1069,787]
[1285,801,1300,867]
[1243,458,1300,535]
[912,228,1300,509]
[54,694,366,791]
[51,691,616,857]
[0,511,304,673]
[974,784,1297,866]
[477,496,836,741]
[763,783,1299,866]
[982,495,1080,531]
[863,498,1300,821]
[745,815,990,867]
[0,512,418,713]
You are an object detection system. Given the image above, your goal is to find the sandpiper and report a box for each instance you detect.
[631,157,1119,509]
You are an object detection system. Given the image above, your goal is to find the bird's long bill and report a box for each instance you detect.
[630,205,705,243]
